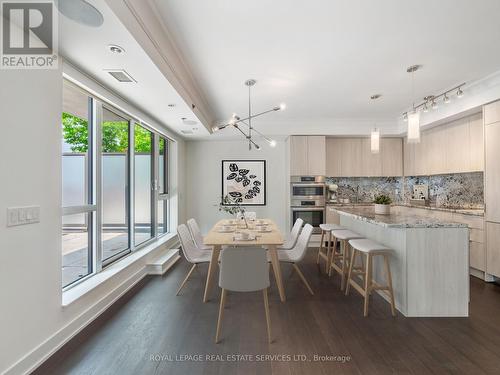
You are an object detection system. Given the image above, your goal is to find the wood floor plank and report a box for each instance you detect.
[33,249,500,375]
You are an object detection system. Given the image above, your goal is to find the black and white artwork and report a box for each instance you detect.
[222,160,266,206]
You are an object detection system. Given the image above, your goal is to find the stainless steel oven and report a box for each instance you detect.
[291,176,326,201]
[291,205,325,234]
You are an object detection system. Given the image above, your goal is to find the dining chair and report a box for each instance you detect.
[215,247,272,344]
[273,223,314,295]
[187,218,212,250]
[278,218,304,250]
[176,224,212,296]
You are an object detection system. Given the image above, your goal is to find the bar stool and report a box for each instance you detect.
[345,238,396,317]
[317,224,343,273]
[328,229,364,291]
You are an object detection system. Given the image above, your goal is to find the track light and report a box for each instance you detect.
[457,87,464,98]
[279,103,287,111]
[431,100,438,110]
[423,103,429,112]
[212,126,219,132]
[403,112,408,122]
[269,139,277,147]
[443,93,450,104]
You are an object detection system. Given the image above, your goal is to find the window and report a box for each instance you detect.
[61,81,95,288]
[61,79,172,289]
[134,124,154,246]
[158,136,169,235]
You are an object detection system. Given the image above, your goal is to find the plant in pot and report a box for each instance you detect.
[374,194,392,215]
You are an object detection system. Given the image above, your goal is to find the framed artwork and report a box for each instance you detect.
[221,160,266,206]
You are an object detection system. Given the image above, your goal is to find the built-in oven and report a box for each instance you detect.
[291,176,326,201]
[290,199,325,233]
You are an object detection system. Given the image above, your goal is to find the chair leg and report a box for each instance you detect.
[340,241,348,290]
[176,263,197,295]
[317,230,325,265]
[328,236,338,277]
[363,254,372,317]
[326,231,332,273]
[293,264,314,295]
[215,288,227,343]
[345,248,357,296]
[263,288,272,343]
[383,254,396,317]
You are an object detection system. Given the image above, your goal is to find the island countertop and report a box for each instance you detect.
[333,205,468,228]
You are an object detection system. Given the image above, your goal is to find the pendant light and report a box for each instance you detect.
[406,65,421,143]
[371,128,380,154]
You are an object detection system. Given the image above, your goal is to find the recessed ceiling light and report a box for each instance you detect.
[108,44,125,54]
[370,94,382,100]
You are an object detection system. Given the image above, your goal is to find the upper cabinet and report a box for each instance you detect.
[403,113,484,176]
[326,137,403,177]
[289,136,325,176]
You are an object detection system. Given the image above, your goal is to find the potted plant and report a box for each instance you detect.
[374,194,392,215]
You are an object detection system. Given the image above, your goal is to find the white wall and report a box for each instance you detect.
[0,63,187,374]
[185,138,288,233]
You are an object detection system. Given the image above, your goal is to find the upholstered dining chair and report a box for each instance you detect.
[187,218,212,250]
[176,224,212,296]
[215,247,272,344]
[273,223,314,295]
[278,218,304,250]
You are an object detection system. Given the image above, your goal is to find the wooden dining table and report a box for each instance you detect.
[203,218,286,303]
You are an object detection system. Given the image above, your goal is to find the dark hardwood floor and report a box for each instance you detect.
[35,249,500,375]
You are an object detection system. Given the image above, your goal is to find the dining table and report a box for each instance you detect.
[203,218,286,303]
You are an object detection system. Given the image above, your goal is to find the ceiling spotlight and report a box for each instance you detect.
[370,94,382,100]
[212,126,219,132]
[403,112,408,122]
[279,103,287,111]
[108,44,125,54]
[457,87,464,98]
[423,102,429,112]
[443,93,451,104]
[431,100,438,110]
[269,140,277,147]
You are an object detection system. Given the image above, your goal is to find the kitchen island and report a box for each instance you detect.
[333,205,469,317]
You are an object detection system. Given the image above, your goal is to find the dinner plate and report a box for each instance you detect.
[233,235,256,241]
[217,228,235,233]
[256,228,272,233]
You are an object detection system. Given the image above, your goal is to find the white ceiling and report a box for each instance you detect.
[152,0,500,138]
[59,0,208,138]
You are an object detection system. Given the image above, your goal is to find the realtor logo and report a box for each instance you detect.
[1,1,58,69]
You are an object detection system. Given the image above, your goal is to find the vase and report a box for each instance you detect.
[374,204,390,215]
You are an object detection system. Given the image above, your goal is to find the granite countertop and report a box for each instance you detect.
[326,202,484,217]
[332,205,469,228]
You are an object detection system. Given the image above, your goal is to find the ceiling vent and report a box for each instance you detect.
[180,129,194,135]
[105,69,137,83]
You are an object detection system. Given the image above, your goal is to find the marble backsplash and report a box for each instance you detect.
[325,171,484,209]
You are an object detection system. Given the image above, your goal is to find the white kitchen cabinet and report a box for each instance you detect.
[469,113,484,171]
[289,135,325,176]
[484,100,500,125]
[445,118,470,174]
[361,138,382,176]
[340,138,363,177]
[485,122,500,222]
[486,222,500,277]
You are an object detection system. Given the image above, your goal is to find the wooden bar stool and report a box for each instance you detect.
[328,229,364,290]
[345,238,396,317]
[317,224,343,273]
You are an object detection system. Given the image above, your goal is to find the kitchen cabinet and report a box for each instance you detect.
[486,222,500,277]
[326,137,403,177]
[484,100,500,125]
[325,138,342,176]
[381,138,403,176]
[307,136,326,175]
[289,136,309,175]
[403,112,484,176]
[485,121,500,222]
[289,136,325,176]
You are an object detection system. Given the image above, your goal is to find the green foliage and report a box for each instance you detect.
[374,194,392,205]
[62,112,154,153]
[217,195,246,216]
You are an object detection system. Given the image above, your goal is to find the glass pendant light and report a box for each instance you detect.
[406,65,421,143]
[371,128,380,153]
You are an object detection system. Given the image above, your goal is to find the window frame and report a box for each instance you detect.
[61,79,173,290]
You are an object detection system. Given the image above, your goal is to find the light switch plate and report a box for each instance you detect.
[7,206,40,227]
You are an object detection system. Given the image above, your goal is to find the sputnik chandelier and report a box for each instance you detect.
[212,79,286,150]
